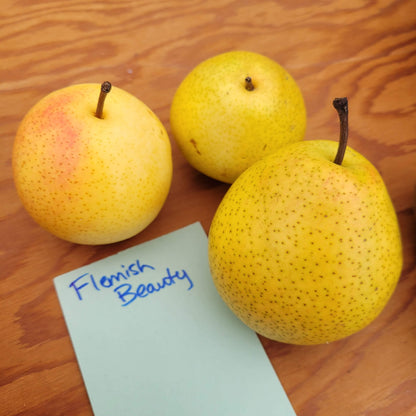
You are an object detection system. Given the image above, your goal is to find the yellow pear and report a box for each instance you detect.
[170,50,306,183]
[208,98,402,345]
[13,82,172,245]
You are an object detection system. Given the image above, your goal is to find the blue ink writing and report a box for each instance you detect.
[114,268,194,307]
[69,259,154,300]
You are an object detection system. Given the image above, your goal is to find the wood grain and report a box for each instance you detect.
[1,1,415,415]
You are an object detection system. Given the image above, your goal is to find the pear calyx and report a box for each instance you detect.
[95,81,112,119]
[333,97,349,165]
[245,77,255,91]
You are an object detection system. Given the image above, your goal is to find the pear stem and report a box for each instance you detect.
[245,76,255,91]
[333,97,349,165]
[95,81,112,119]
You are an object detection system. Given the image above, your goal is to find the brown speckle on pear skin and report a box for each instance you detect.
[190,138,201,155]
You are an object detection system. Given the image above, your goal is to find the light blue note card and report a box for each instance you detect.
[54,222,296,416]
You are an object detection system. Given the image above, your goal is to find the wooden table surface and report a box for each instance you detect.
[1,1,415,415]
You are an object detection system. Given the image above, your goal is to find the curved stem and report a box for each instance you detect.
[333,97,348,165]
[95,81,112,119]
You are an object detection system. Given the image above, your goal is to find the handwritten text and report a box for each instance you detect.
[68,258,194,306]
[114,268,193,307]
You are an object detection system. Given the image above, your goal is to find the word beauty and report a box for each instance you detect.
[68,258,194,307]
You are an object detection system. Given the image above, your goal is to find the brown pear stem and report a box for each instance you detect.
[333,97,349,165]
[245,76,254,91]
[95,81,112,119]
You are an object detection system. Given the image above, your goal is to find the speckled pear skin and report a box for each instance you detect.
[13,84,172,245]
[170,50,306,183]
[208,140,402,345]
